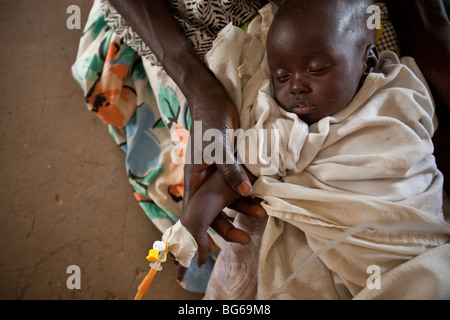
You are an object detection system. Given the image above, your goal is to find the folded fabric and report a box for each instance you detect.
[203,3,450,299]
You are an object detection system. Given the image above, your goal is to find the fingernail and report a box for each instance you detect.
[237,181,251,195]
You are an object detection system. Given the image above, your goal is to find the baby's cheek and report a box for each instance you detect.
[274,88,290,110]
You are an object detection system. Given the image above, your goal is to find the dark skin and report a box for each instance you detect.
[108,0,267,252]
[267,3,379,124]
[180,167,258,271]
[177,0,379,280]
[107,0,449,281]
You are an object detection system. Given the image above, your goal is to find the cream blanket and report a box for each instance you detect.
[202,3,450,299]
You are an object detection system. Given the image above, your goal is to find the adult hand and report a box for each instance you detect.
[183,85,269,239]
[182,85,252,203]
[109,0,259,220]
[175,87,267,282]
[108,0,268,282]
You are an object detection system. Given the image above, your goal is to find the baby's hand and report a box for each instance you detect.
[173,214,213,283]
[174,169,258,282]
[180,211,212,268]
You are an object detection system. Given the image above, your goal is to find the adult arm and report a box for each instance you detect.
[108,0,261,231]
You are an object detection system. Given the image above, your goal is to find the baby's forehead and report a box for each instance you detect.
[277,4,361,29]
[269,1,371,48]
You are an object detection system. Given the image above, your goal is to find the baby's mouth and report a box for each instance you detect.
[291,103,316,115]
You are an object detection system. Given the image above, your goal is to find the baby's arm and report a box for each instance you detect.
[180,168,257,267]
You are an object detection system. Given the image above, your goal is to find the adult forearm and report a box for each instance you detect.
[108,0,223,102]
[109,0,248,196]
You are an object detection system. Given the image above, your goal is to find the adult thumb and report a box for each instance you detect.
[216,161,252,196]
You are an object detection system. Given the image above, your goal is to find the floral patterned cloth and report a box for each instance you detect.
[72,0,213,293]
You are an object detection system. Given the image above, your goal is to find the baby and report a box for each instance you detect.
[267,0,378,125]
[165,0,445,297]
[170,0,379,272]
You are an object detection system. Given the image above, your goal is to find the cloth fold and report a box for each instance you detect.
[202,3,450,299]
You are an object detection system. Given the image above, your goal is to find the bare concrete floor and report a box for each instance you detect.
[0,0,202,300]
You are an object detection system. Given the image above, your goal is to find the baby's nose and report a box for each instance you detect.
[290,74,312,94]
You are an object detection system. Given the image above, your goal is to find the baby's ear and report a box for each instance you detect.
[363,44,379,75]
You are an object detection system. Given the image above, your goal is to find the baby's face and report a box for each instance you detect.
[267,15,368,124]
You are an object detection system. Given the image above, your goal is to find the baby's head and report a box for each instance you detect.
[267,0,379,124]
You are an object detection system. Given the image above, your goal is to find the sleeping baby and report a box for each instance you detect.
[163,0,450,299]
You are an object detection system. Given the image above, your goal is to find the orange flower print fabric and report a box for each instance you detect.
[83,40,137,128]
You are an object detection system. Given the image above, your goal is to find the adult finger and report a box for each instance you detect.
[228,197,267,218]
[216,161,252,196]
[210,213,250,245]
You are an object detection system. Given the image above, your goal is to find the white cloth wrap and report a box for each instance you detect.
[162,220,198,268]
